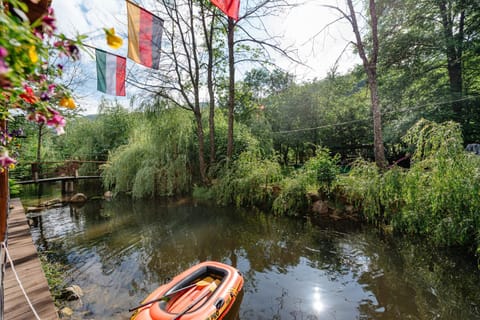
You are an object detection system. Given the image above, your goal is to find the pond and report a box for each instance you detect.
[25,184,480,319]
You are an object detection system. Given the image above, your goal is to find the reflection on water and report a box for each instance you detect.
[28,195,480,320]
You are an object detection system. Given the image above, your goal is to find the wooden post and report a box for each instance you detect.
[0,119,8,242]
[0,170,7,242]
[0,119,8,318]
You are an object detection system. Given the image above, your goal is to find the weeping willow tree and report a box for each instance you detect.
[102,108,195,198]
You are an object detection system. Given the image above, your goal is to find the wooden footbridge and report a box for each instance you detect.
[11,160,106,184]
[10,160,106,194]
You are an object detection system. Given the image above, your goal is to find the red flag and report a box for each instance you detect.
[211,0,240,21]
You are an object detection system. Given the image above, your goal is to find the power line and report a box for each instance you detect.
[272,95,479,134]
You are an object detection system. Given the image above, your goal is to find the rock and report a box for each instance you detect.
[60,307,73,317]
[312,200,329,215]
[43,198,61,207]
[345,204,354,214]
[308,192,321,202]
[64,284,84,301]
[70,193,87,203]
[104,191,113,198]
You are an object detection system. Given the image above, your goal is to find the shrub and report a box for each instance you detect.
[302,148,340,194]
[272,176,310,217]
[340,119,480,255]
[211,150,282,207]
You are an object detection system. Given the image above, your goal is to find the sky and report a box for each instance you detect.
[52,0,360,114]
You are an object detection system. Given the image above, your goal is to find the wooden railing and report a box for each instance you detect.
[9,160,107,184]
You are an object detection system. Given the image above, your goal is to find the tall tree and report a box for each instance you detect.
[325,0,387,167]
[131,0,211,184]
[200,2,218,166]
[218,0,299,159]
[378,0,480,142]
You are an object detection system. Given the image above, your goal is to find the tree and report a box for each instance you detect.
[219,0,299,159]
[378,0,480,142]
[323,0,387,168]
[130,0,212,184]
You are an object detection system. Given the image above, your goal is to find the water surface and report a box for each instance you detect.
[28,193,480,320]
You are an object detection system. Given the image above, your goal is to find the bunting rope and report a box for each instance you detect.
[1,242,42,320]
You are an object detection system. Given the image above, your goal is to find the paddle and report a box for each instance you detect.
[128,280,211,312]
[172,281,218,320]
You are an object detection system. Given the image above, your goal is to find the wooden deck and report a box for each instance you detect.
[4,198,58,320]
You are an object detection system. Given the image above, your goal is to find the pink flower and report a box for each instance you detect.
[27,111,47,124]
[0,46,9,75]
[0,150,16,170]
[0,47,7,58]
[46,108,66,135]
[39,7,57,38]
[53,41,80,60]
[0,60,8,75]
[48,84,56,95]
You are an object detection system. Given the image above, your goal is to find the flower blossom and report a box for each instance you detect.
[42,7,57,37]
[54,41,80,60]
[0,46,8,75]
[19,85,38,104]
[0,130,12,146]
[46,108,66,135]
[28,46,38,63]
[26,111,47,124]
[104,28,123,49]
[59,97,76,109]
[0,149,16,172]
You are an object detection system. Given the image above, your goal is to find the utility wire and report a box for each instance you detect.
[272,95,479,134]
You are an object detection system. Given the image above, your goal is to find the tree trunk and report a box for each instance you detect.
[368,69,387,168]
[194,110,208,184]
[438,0,464,120]
[346,0,386,168]
[206,13,216,166]
[226,18,235,159]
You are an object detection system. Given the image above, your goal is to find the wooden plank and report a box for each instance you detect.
[16,176,101,185]
[4,198,58,320]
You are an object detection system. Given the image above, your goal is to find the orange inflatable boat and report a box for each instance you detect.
[130,261,244,320]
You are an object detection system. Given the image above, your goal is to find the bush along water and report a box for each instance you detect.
[272,148,340,216]
[211,149,282,208]
[341,119,480,260]
[211,119,480,263]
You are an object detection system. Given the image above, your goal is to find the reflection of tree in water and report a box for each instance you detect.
[324,228,480,320]
[30,195,480,319]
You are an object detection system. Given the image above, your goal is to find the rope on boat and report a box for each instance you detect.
[1,242,42,320]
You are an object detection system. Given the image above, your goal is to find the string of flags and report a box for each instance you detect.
[94,0,239,97]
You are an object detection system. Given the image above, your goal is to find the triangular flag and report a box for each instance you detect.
[95,49,126,96]
[211,0,240,21]
[126,0,164,69]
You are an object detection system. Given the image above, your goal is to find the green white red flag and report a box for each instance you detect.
[95,49,126,96]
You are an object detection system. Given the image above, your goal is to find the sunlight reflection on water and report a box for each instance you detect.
[27,193,480,320]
